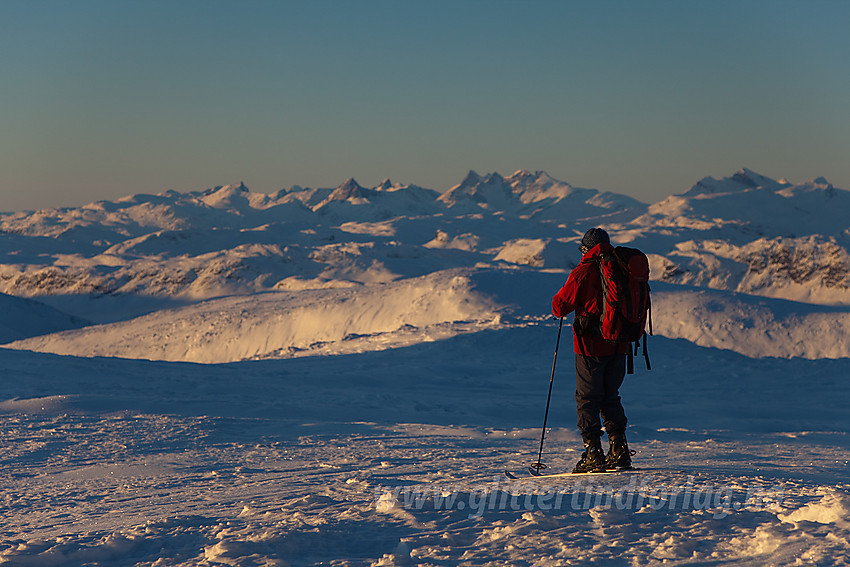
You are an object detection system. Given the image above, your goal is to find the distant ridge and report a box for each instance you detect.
[0,168,847,326]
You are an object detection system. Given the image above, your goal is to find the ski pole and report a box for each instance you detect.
[529,316,563,474]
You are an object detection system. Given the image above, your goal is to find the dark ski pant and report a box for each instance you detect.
[574,353,628,442]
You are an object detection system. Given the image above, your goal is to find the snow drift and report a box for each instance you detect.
[6,269,508,363]
[9,268,849,363]
[652,283,850,359]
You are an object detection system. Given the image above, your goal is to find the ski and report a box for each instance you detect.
[505,467,639,480]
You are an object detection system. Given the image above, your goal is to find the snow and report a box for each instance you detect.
[0,293,88,343]
[652,282,850,359]
[0,168,849,565]
[1,328,848,565]
[5,269,508,363]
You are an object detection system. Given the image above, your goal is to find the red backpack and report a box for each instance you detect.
[597,246,652,373]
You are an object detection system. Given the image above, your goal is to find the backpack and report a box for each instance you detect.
[596,246,652,373]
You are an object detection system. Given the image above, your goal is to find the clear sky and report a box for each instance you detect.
[2,0,849,212]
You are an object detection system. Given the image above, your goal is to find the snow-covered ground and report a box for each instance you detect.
[6,273,850,363]
[1,168,849,565]
[2,322,849,565]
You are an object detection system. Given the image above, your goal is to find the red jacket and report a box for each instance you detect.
[552,242,629,357]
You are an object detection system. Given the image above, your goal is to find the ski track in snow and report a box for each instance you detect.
[1,325,849,566]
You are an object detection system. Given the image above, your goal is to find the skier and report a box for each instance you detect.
[552,228,633,473]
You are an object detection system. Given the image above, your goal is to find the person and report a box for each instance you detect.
[552,227,633,473]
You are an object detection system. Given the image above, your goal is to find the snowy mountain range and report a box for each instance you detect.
[2,169,850,565]
[2,168,849,360]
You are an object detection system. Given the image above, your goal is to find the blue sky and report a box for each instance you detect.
[2,0,849,211]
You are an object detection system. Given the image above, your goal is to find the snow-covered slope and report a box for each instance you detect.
[644,235,850,305]
[642,169,848,238]
[1,321,848,565]
[0,292,87,343]
[7,268,513,363]
[10,269,850,363]
[611,169,850,305]
[651,283,850,359]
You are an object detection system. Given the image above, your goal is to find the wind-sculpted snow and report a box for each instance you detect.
[652,283,850,359]
[6,269,513,363]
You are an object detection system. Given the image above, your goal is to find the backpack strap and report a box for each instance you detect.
[642,290,652,371]
[647,290,653,336]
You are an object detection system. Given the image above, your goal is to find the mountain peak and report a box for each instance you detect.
[203,182,250,195]
[508,170,553,183]
[316,178,373,208]
[338,178,364,191]
[503,170,581,206]
[438,171,513,209]
[376,179,395,191]
[459,170,482,188]
[481,171,506,184]
[199,182,252,209]
[683,168,780,197]
[331,178,368,198]
[730,168,776,189]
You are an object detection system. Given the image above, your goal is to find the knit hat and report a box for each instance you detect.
[580,228,610,253]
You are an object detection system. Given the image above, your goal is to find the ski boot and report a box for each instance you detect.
[605,430,634,470]
[572,437,607,473]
